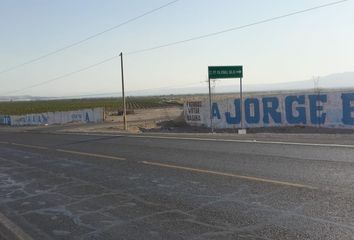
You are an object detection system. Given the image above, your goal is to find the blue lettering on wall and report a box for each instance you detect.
[245,98,260,124]
[309,95,327,125]
[71,113,83,121]
[342,93,354,125]
[185,91,354,129]
[285,95,306,124]
[262,97,281,124]
[85,112,90,122]
[41,114,48,123]
[212,103,221,119]
[0,116,11,125]
[5,116,11,125]
[225,99,241,124]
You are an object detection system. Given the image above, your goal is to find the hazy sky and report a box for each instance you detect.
[1,0,353,97]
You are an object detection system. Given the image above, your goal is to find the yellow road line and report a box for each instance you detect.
[141,161,316,190]
[11,143,48,150]
[129,135,354,149]
[56,149,126,161]
[0,211,34,240]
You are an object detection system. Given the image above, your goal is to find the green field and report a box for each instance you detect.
[0,96,181,115]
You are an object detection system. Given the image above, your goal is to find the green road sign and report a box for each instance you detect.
[208,66,243,79]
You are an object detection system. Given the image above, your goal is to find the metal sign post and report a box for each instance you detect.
[240,77,243,129]
[208,77,213,133]
[208,65,243,133]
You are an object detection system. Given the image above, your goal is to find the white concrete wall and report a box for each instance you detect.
[1,108,104,126]
[184,91,354,129]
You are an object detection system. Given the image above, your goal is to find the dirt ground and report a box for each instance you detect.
[60,106,186,133]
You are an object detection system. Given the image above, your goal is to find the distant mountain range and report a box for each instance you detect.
[1,72,354,101]
[136,72,354,96]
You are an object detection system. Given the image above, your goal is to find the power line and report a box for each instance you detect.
[126,0,349,55]
[3,56,118,96]
[0,0,180,75]
[2,0,348,96]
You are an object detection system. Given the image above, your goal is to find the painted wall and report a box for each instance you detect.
[184,91,354,129]
[0,108,104,126]
[0,115,11,125]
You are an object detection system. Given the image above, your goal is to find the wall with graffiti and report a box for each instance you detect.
[184,90,354,129]
[0,108,103,126]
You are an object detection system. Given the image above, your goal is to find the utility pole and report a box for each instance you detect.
[119,52,127,130]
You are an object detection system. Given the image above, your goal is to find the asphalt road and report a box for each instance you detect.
[0,131,354,239]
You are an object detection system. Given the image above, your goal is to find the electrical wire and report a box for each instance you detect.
[126,0,348,55]
[0,0,180,75]
[3,56,118,95]
[2,0,349,96]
